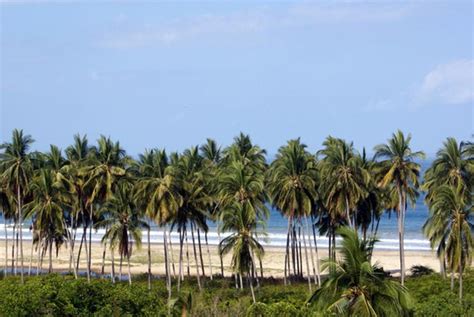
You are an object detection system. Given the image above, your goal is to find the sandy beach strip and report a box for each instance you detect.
[0,239,443,279]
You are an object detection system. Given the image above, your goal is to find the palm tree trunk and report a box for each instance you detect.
[36,234,42,276]
[450,271,454,290]
[239,273,243,289]
[310,219,321,286]
[163,226,172,301]
[259,258,264,280]
[300,221,311,291]
[178,229,184,291]
[168,228,176,279]
[217,220,224,277]
[190,223,202,291]
[111,248,115,283]
[248,272,256,304]
[10,224,15,275]
[28,234,34,276]
[15,228,18,276]
[147,226,151,290]
[48,241,53,273]
[76,227,86,272]
[398,189,406,285]
[119,254,123,281]
[101,242,107,276]
[459,262,463,301]
[204,231,213,280]
[197,228,205,278]
[127,254,132,286]
[185,229,190,278]
[298,226,303,277]
[4,220,8,277]
[284,216,292,285]
[17,184,24,283]
[88,204,93,282]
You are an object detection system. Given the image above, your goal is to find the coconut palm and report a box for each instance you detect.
[318,136,369,229]
[424,137,473,203]
[423,185,473,300]
[374,130,424,285]
[309,227,412,316]
[423,138,474,277]
[0,129,35,283]
[99,180,146,285]
[200,138,223,278]
[83,136,128,281]
[60,134,92,277]
[267,138,319,288]
[170,147,210,291]
[219,202,265,303]
[134,149,182,296]
[24,169,67,274]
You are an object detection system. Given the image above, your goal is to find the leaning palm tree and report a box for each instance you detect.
[423,185,473,301]
[0,129,35,283]
[267,138,319,288]
[99,180,146,285]
[309,227,413,316]
[219,202,265,304]
[374,130,424,285]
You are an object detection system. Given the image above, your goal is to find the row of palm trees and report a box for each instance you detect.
[0,129,472,301]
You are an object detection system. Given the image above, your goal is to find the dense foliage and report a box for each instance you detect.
[0,271,472,317]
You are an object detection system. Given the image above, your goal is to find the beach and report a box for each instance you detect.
[0,239,440,278]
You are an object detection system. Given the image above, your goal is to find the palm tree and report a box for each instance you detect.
[423,185,473,301]
[99,180,146,285]
[134,149,182,296]
[0,129,35,283]
[200,138,222,278]
[423,138,473,277]
[219,202,265,304]
[24,169,67,274]
[309,227,412,316]
[83,136,128,282]
[61,134,92,277]
[267,138,319,288]
[171,147,210,291]
[374,130,424,285]
[318,136,369,229]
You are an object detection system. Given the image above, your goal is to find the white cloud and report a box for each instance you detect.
[417,59,474,105]
[102,3,414,49]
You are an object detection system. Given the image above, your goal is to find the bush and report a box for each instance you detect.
[410,265,435,277]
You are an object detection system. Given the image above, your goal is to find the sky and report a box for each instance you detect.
[1,1,473,158]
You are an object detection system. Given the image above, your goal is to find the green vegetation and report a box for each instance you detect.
[0,270,472,316]
[0,129,473,316]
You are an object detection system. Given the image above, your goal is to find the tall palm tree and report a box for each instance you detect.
[134,149,182,296]
[219,202,265,304]
[24,169,67,274]
[309,227,412,316]
[423,138,473,277]
[374,130,424,285]
[267,138,319,288]
[99,180,146,285]
[171,147,210,291]
[83,136,128,281]
[423,185,473,301]
[200,138,223,279]
[0,129,35,283]
[60,134,92,277]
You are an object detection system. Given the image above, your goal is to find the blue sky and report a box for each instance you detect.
[1,1,472,157]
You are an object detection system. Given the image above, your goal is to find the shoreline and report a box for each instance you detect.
[0,239,441,278]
